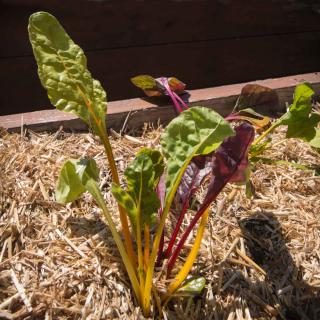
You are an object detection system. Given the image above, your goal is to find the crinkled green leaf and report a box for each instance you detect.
[160,107,234,203]
[176,277,206,296]
[279,83,320,141]
[111,148,164,228]
[56,159,99,203]
[28,12,107,135]
[111,184,137,226]
[135,147,164,187]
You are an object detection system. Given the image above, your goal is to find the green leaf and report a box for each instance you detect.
[131,75,157,91]
[56,159,99,203]
[279,83,320,141]
[135,147,164,187]
[28,12,107,136]
[309,129,320,149]
[290,83,314,117]
[111,184,137,226]
[284,113,320,141]
[176,277,206,296]
[161,107,234,203]
[111,148,164,228]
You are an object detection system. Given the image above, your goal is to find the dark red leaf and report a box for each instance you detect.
[165,156,211,258]
[167,123,255,274]
[237,84,284,116]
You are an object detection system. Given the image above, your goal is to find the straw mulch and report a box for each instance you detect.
[0,123,319,320]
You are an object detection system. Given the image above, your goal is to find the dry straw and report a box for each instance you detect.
[0,124,319,319]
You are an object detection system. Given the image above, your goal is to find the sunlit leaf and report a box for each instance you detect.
[309,129,320,149]
[176,277,206,296]
[160,107,234,205]
[28,12,107,136]
[280,83,320,141]
[131,75,157,90]
[111,148,164,228]
[55,159,99,203]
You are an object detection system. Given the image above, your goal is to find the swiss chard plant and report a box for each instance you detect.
[28,12,256,316]
[29,11,319,317]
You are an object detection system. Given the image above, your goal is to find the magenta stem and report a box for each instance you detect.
[172,91,189,110]
[166,184,224,275]
[159,77,183,114]
[164,199,189,259]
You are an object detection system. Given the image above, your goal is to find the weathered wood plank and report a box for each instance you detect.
[1,32,319,115]
[1,72,319,133]
[1,0,320,57]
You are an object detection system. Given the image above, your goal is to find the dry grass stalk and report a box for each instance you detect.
[0,124,319,319]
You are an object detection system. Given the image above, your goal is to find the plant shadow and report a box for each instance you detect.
[237,211,320,320]
[65,215,124,260]
[142,91,191,109]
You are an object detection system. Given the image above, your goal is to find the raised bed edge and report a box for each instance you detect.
[1,72,319,133]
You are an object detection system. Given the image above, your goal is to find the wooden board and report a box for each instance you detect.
[1,0,320,56]
[1,0,320,115]
[1,31,319,115]
[1,72,319,133]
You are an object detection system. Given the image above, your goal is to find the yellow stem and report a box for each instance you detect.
[163,207,210,301]
[252,115,285,146]
[100,132,137,266]
[142,202,170,316]
[142,160,192,315]
[77,86,136,266]
[136,203,145,300]
[144,224,150,270]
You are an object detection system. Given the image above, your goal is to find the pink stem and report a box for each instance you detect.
[166,184,224,275]
[159,77,183,114]
[164,199,189,258]
[172,91,189,110]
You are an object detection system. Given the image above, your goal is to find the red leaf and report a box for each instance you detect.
[167,123,255,273]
